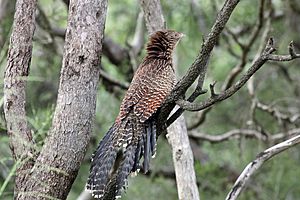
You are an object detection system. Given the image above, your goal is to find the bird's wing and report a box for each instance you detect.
[118,59,175,123]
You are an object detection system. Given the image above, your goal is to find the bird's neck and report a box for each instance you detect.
[146,38,173,60]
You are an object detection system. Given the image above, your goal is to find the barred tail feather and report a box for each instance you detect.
[115,145,137,196]
[149,120,157,157]
[86,124,119,199]
[86,119,158,199]
[143,119,157,173]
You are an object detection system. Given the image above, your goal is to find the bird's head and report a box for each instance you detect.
[146,29,184,59]
[162,29,185,48]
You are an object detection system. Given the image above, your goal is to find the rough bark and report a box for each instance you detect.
[12,0,108,199]
[139,1,200,199]
[3,0,37,196]
[139,0,165,33]
[162,0,240,127]
[167,113,200,200]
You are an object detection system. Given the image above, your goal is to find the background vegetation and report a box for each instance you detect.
[1,0,300,199]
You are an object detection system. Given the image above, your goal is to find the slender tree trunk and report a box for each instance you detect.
[3,0,37,196]
[139,0,200,199]
[167,114,200,200]
[139,0,165,33]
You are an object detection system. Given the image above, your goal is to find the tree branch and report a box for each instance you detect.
[168,0,240,101]
[189,128,300,143]
[175,38,300,112]
[256,99,300,124]
[189,129,267,143]
[100,69,129,90]
[50,26,129,66]
[187,2,273,130]
[226,134,300,200]
[164,0,240,127]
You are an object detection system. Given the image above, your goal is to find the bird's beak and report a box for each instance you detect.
[180,33,185,38]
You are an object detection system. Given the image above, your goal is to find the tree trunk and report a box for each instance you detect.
[3,0,37,196]
[167,114,200,200]
[139,1,200,199]
[4,0,108,199]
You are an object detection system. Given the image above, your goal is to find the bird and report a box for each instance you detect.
[86,29,184,199]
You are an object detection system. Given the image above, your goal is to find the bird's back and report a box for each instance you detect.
[87,29,183,200]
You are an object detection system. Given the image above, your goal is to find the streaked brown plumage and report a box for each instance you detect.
[86,30,184,199]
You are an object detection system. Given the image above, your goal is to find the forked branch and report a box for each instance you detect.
[175,39,300,112]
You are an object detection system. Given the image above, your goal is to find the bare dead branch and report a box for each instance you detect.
[271,128,300,141]
[162,0,240,127]
[209,81,218,98]
[127,11,146,71]
[222,34,241,59]
[226,134,300,200]
[222,0,269,91]
[224,27,245,50]
[175,38,300,112]
[100,69,129,90]
[189,128,300,143]
[246,0,266,49]
[187,108,211,130]
[256,100,299,124]
[170,0,240,100]
[50,27,129,66]
[188,3,273,131]
[189,129,267,143]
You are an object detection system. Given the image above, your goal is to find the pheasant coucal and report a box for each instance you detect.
[86,29,184,199]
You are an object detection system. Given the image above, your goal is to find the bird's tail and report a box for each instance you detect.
[86,119,157,199]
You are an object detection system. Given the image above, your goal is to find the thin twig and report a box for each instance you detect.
[161,0,241,128]
[189,128,300,143]
[100,69,129,90]
[175,38,300,112]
